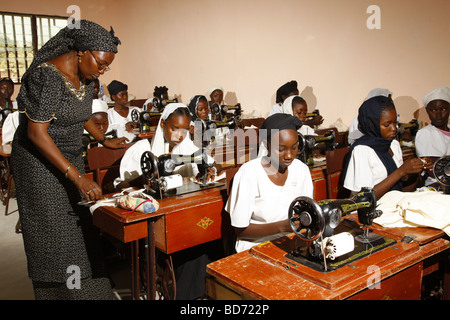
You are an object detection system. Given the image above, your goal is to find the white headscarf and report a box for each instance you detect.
[150,103,195,156]
[209,86,223,96]
[91,99,108,114]
[423,86,450,107]
[366,88,392,100]
[281,95,297,116]
[280,95,317,137]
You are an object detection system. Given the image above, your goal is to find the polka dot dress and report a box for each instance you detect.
[11,63,113,299]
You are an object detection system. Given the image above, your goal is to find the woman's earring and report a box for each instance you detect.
[78,57,82,63]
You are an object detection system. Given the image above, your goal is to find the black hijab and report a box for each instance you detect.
[188,95,207,120]
[342,96,402,192]
[260,113,303,144]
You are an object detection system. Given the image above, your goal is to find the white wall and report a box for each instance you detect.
[4,0,450,127]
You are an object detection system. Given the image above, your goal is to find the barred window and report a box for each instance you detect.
[0,12,68,83]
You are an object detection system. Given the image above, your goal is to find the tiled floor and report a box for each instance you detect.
[0,198,135,300]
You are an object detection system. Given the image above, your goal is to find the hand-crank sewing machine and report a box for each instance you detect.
[210,103,242,122]
[131,109,161,133]
[140,150,223,199]
[434,156,450,194]
[298,130,337,166]
[284,187,397,271]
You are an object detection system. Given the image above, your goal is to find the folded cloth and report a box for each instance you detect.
[374,189,450,236]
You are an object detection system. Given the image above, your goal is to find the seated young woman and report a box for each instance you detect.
[342,96,433,198]
[106,80,140,132]
[415,86,450,186]
[225,113,314,253]
[114,102,217,189]
[281,95,319,136]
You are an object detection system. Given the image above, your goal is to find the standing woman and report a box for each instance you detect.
[11,20,127,300]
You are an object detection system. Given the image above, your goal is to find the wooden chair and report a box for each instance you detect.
[129,99,148,109]
[86,143,134,194]
[325,146,349,199]
[239,117,265,129]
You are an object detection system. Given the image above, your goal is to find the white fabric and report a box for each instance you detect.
[281,95,317,136]
[269,103,282,115]
[1,112,19,145]
[299,124,316,136]
[373,189,450,237]
[422,86,450,106]
[107,106,141,132]
[415,124,450,157]
[343,139,403,192]
[225,158,314,253]
[209,85,223,96]
[366,88,392,100]
[348,117,363,145]
[92,99,108,114]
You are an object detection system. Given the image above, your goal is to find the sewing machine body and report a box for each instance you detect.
[434,156,450,194]
[284,187,396,272]
[210,103,242,122]
[151,97,178,112]
[130,109,161,133]
[298,130,337,166]
[140,150,223,199]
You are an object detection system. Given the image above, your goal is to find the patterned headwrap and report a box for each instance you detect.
[22,20,120,82]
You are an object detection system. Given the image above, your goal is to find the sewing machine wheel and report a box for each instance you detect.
[433,156,450,186]
[141,151,159,180]
[288,196,325,241]
[131,108,139,123]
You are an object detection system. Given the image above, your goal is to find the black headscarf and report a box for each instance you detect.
[107,80,128,97]
[260,113,302,143]
[276,80,298,104]
[342,96,402,191]
[22,20,120,83]
[188,95,207,119]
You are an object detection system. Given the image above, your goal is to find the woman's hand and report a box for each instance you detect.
[195,167,217,184]
[102,137,129,149]
[399,157,429,176]
[73,175,103,202]
[125,121,137,131]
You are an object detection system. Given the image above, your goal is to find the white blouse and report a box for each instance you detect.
[415,124,450,158]
[343,139,403,192]
[107,106,141,132]
[114,137,200,187]
[225,158,313,253]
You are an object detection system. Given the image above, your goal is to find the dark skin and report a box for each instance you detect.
[196,99,210,121]
[111,89,138,131]
[209,89,223,105]
[28,50,128,202]
[91,112,109,135]
[426,100,449,131]
[359,108,433,198]
[0,80,14,109]
[117,113,218,189]
[234,129,300,241]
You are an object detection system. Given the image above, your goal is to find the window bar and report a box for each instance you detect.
[11,16,20,81]
[38,17,44,49]
[21,15,29,72]
[1,14,11,79]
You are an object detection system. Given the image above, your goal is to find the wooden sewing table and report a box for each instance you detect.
[92,183,228,300]
[206,215,450,300]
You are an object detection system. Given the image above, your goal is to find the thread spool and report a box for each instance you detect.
[323,232,354,260]
[160,174,183,191]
